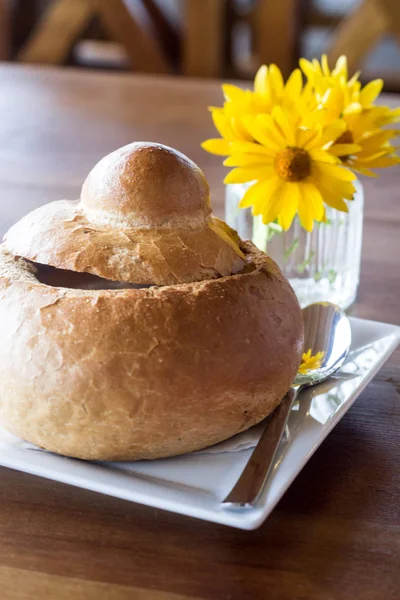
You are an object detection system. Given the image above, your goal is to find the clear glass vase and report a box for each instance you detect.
[225,180,364,309]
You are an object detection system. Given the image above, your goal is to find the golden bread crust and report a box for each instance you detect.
[0,243,303,460]
[4,200,245,285]
[4,143,247,285]
[81,142,211,228]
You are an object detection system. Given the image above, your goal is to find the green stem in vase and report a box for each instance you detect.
[328,269,338,284]
[297,251,315,274]
[314,270,324,282]
[283,238,299,262]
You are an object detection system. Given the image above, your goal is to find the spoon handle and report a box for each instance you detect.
[221,387,298,509]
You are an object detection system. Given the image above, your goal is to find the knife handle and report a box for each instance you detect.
[221,387,298,509]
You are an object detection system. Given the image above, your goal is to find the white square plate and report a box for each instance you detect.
[0,317,398,530]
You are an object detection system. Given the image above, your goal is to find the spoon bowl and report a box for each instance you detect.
[295,302,352,387]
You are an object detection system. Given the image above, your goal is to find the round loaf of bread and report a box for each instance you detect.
[0,142,304,460]
[0,244,303,460]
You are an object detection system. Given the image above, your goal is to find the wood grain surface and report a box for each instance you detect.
[0,64,399,600]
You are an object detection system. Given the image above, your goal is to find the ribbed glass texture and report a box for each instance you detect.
[225,181,364,309]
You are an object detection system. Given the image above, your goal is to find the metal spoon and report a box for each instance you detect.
[221,302,352,509]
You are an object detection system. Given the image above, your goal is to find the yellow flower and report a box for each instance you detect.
[300,54,400,132]
[222,107,357,231]
[253,64,305,114]
[332,109,400,176]
[305,92,400,176]
[300,54,362,111]
[300,60,400,176]
[201,64,307,156]
[201,55,399,233]
[298,349,325,374]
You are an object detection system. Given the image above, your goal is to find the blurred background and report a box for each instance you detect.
[1,0,400,89]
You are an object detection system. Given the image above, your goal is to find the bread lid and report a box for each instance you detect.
[3,143,246,285]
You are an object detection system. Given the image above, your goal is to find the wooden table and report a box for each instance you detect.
[0,64,399,600]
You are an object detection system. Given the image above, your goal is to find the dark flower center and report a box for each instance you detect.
[274,147,311,182]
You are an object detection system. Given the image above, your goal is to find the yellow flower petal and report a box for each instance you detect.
[333,55,348,79]
[271,106,296,145]
[343,102,363,115]
[312,58,323,78]
[239,179,273,209]
[262,185,286,224]
[257,114,287,147]
[359,79,383,106]
[349,164,379,177]
[242,115,282,150]
[356,149,391,162]
[230,141,277,155]
[328,144,362,157]
[321,54,330,77]
[299,58,314,81]
[269,64,284,94]
[254,65,269,98]
[230,117,254,142]
[322,192,349,212]
[201,139,230,156]
[312,165,357,199]
[296,127,319,148]
[319,88,345,120]
[307,120,346,150]
[358,156,400,168]
[317,162,357,181]
[211,109,235,141]
[284,68,302,98]
[222,84,247,102]
[223,153,272,167]
[224,166,275,184]
[277,183,300,230]
[309,149,339,164]
[251,177,283,216]
[313,177,350,212]
[348,70,361,87]
[301,181,325,221]
[297,187,314,231]
[357,130,398,152]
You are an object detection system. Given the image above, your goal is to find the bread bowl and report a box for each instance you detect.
[0,142,304,460]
